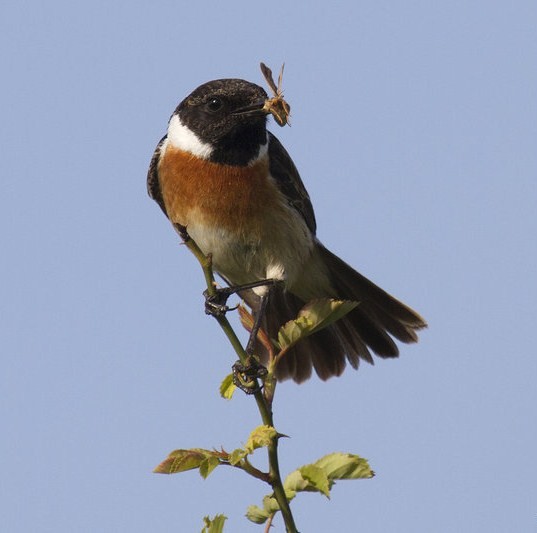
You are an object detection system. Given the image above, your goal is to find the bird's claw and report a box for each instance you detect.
[203,288,237,317]
[232,358,268,395]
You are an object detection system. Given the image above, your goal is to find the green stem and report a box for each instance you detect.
[267,430,297,532]
[178,227,298,533]
[236,457,270,483]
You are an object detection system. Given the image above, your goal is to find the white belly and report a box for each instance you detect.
[185,206,316,296]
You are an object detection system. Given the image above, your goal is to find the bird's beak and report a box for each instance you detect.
[233,97,291,127]
[232,100,268,117]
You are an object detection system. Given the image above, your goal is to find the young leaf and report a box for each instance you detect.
[277,299,358,350]
[282,453,374,501]
[154,448,210,474]
[219,373,236,400]
[154,448,227,477]
[314,452,374,480]
[283,469,309,500]
[298,464,330,498]
[199,455,221,479]
[229,447,248,466]
[201,514,227,533]
[245,425,278,453]
[277,316,313,350]
[238,303,255,332]
[284,467,329,498]
[245,505,270,524]
[262,495,280,514]
[228,426,277,466]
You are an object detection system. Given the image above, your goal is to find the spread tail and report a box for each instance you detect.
[243,244,427,383]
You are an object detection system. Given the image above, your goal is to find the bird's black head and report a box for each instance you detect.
[173,79,269,165]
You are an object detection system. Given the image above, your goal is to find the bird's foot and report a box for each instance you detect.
[203,279,278,318]
[203,287,239,317]
[232,358,268,395]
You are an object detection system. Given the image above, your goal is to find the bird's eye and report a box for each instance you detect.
[206,97,223,112]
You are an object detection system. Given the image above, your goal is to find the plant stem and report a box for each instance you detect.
[267,429,297,532]
[178,227,298,533]
[264,513,275,533]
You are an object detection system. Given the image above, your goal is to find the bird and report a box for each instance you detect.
[147,73,427,384]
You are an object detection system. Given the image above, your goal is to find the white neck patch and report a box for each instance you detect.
[167,114,214,159]
[248,134,268,166]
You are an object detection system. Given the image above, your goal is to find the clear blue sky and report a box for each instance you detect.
[1,1,536,531]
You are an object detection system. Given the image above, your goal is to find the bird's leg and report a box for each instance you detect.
[204,278,280,394]
[232,286,276,394]
[203,278,277,317]
[245,290,271,355]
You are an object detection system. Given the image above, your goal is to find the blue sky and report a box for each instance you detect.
[1,1,536,531]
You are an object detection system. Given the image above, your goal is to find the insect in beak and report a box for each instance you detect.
[260,62,291,127]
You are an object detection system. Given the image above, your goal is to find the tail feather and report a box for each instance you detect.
[319,245,427,329]
[241,243,426,383]
[344,306,399,357]
[243,289,347,383]
[310,327,347,379]
[335,318,372,367]
[372,305,419,343]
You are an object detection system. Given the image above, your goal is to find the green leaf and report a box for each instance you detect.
[154,448,227,477]
[281,453,374,501]
[314,452,375,480]
[283,469,309,500]
[299,464,330,498]
[284,467,330,498]
[277,316,312,350]
[219,373,236,400]
[199,455,221,479]
[229,447,248,466]
[245,505,270,524]
[201,514,227,533]
[228,426,276,466]
[154,448,210,474]
[277,299,358,350]
[262,495,280,514]
[244,425,277,453]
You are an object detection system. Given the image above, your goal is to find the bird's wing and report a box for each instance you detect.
[147,135,168,215]
[267,131,317,235]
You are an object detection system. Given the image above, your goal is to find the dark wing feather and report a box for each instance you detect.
[267,132,317,235]
[147,135,168,216]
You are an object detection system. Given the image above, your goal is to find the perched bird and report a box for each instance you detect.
[147,75,426,383]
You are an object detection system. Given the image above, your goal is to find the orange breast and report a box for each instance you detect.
[158,145,280,236]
